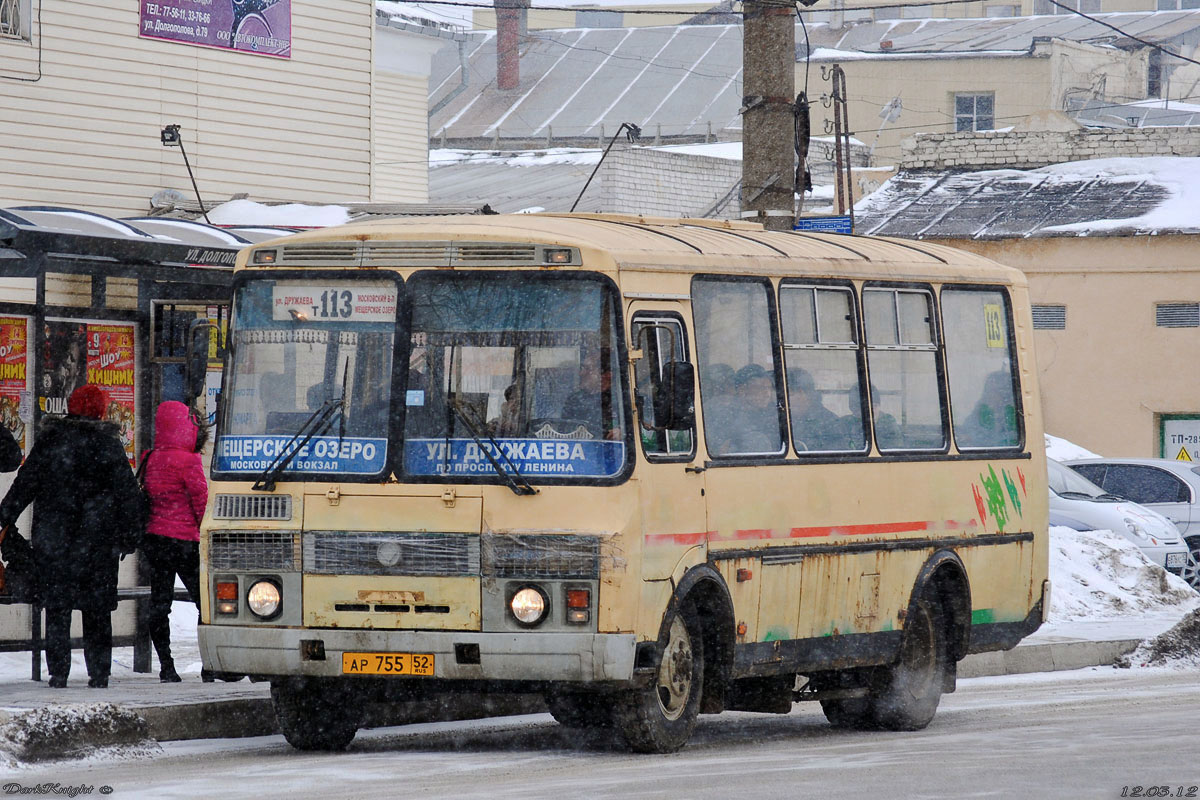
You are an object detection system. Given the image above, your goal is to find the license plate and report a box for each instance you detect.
[1166,552,1187,569]
[342,652,435,676]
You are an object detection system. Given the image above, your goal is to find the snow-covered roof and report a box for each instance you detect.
[427,10,1200,142]
[1069,97,1200,129]
[854,157,1200,240]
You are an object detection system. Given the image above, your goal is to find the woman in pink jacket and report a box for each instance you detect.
[141,400,208,682]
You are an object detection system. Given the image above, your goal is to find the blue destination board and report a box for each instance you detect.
[405,438,625,478]
[216,435,388,474]
[794,215,854,234]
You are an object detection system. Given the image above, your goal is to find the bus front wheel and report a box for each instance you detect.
[271,678,362,751]
[613,601,704,753]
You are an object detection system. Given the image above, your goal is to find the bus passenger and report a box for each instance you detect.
[786,368,845,451]
[714,364,779,455]
[562,359,620,440]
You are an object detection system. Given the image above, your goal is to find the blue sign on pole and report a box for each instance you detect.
[794,215,854,234]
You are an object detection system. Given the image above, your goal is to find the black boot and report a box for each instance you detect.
[48,675,68,688]
[159,651,181,682]
[87,675,108,688]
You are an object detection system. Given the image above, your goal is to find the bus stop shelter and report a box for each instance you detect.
[0,207,279,677]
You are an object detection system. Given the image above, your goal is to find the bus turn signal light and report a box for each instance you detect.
[566,588,590,624]
[216,580,238,615]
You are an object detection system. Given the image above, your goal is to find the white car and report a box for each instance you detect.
[1047,459,1194,586]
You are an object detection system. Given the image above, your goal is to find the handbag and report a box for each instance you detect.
[116,451,153,556]
[0,524,39,602]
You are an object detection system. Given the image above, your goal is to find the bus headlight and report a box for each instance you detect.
[247,580,282,619]
[509,585,549,626]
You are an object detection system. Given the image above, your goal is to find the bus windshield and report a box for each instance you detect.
[402,272,628,482]
[215,278,398,477]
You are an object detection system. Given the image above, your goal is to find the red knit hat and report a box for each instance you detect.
[67,384,107,420]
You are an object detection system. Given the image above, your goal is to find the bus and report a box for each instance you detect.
[193,213,1049,753]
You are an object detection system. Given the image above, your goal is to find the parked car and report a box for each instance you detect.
[1065,457,1200,590]
[1046,459,1195,588]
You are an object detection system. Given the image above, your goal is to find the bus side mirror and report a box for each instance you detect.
[184,320,216,404]
[655,361,695,430]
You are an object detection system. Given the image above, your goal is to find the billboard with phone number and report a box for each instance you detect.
[139,0,292,58]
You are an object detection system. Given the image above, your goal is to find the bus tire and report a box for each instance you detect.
[868,589,948,731]
[271,678,361,751]
[613,601,704,753]
[545,690,616,728]
[819,695,872,729]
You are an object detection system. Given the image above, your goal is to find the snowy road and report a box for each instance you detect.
[9,668,1199,798]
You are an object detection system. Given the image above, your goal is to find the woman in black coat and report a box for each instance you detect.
[0,384,142,688]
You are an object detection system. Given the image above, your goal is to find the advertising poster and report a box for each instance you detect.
[0,317,30,452]
[40,320,88,416]
[87,324,137,464]
[139,0,292,58]
[41,320,137,465]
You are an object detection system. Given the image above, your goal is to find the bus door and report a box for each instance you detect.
[629,309,707,584]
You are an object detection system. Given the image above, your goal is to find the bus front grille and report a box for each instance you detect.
[210,532,300,571]
[482,534,600,579]
[213,494,293,521]
[303,532,480,576]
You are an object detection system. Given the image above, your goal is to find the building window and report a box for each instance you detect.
[1156,303,1200,328]
[1035,0,1102,11]
[1031,304,1067,330]
[0,0,26,39]
[1158,0,1200,9]
[955,93,995,132]
[986,4,1020,15]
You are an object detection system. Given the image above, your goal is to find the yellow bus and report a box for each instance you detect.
[194,213,1049,753]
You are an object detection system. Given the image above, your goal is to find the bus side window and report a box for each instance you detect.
[863,287,947,452]
[779,283,867,454]
[942,287,1021,450]
[632,316,695,458]
[692,277,787,458]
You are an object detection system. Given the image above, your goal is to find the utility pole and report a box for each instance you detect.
[741,0,796,232]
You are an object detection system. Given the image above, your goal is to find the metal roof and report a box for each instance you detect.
[854,164,1189,240]
[262,212,1011,279]
[430,159,606,213]
[1069,97,1200,129]
[426,11,1200,143]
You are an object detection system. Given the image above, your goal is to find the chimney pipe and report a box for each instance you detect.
[495,0,528,91]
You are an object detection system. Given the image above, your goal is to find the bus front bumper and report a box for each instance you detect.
[198,625,639,683]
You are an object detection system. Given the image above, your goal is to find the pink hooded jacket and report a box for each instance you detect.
[144,401,208,542]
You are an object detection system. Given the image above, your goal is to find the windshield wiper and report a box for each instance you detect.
[1057,490,1102,501]
[448,398,537,496]
[252,397,344,492]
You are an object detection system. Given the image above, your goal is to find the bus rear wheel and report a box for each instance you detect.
[271,677,362,751]
[818,590,948,731]
[868,591,948,731]
[613,602,704,753]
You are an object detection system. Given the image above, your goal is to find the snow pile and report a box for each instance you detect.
[0,703,156,763]
[1045,433,1100,461]
[1116,608,1200,669]
[1049,525,1199,622]
[203,199,351,228]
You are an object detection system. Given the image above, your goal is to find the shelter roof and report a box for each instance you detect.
[854,156,1200,240]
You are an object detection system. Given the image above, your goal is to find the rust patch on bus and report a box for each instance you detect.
[357,590,426,603]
